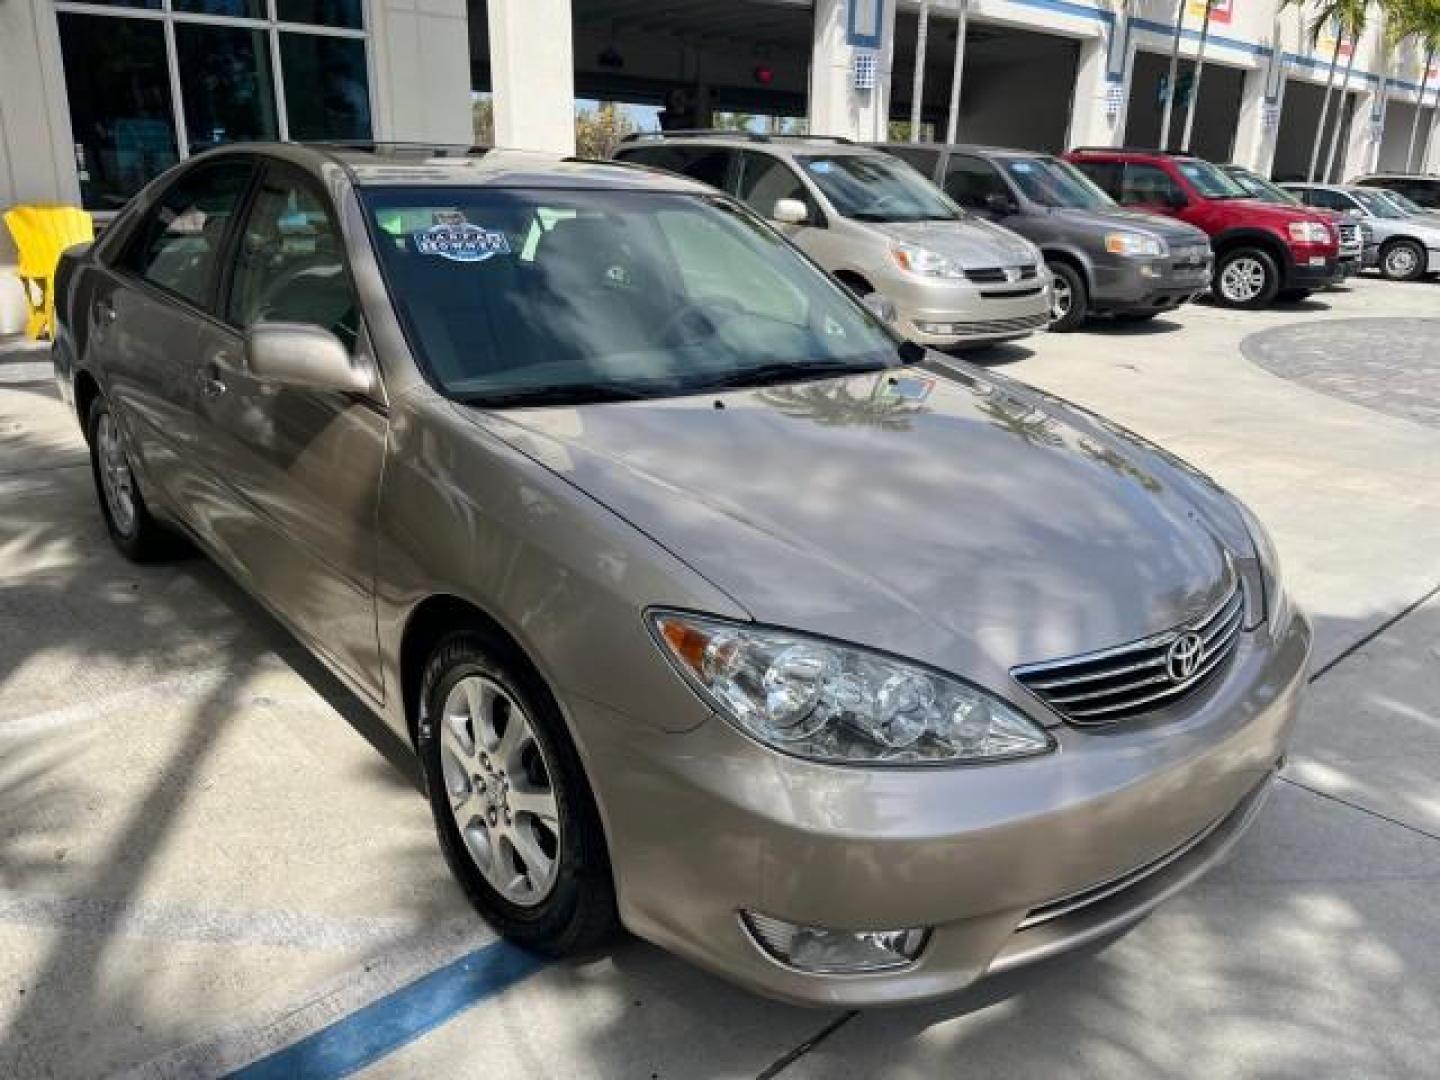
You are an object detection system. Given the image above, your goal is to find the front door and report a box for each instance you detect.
[195,162,386,696]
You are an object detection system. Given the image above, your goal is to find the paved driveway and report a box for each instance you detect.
[1,275,1438,1079]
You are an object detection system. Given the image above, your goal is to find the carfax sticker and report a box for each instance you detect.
[414,223,511,262]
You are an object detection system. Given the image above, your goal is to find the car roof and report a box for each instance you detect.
[190,142,716,194]
[876,142,1057,159]
[618,132,881,157]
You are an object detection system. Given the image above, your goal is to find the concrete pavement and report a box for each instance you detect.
[1,276,1439,1078]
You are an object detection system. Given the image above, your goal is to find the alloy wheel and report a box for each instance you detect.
[1219,256,1266,303]
[438,675,562,907]
[96,412,137,537]
[1050,275,1072,321]
[1384,245,1418,278]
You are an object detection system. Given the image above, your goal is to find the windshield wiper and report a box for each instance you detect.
[458,381,664,409]
[687,359,887,392]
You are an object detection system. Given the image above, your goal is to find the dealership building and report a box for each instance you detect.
[2,0,1437,328]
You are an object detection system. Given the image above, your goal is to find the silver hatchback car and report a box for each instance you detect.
[614,133,1053,347]
[54,144,1308,1007]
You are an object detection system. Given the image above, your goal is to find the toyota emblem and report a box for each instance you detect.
[1165,632,1204,684]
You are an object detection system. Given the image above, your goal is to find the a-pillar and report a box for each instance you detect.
[488,0,576,153]
[809,0,898,141]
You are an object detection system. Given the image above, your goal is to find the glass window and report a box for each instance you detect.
[228,167,358,343]
[1347,188,1404,218]
[884,146,941,180]
[1073,160,1123,199]
[799,154,962,223]
[1173,160,1248,198]
[942,155,1011,210]
[57,13,178,211]
[279,33,372,141]
[176,24,280,153]
[1119,163,1186,208]
[736,152,813,221]
[361,188,898,406]
[999,156,1115,211]
[1226,168,1300,205]
[669,148,735,191]
[173,0,266,16]
[123,161,254,307]
[278,0,364,30]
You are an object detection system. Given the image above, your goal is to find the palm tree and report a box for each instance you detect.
[1322,3,1370,180]
[1391,0,1440,170]
[1181,0,1220,152]
[1283,0,1372,181]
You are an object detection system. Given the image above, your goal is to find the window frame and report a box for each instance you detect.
[116,154,260,317]
[50,0,374,209]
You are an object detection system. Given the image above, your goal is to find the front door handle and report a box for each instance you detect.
[200,360,228,400]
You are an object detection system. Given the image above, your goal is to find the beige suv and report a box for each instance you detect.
[615,133,1053,347]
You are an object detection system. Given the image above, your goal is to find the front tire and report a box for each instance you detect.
[418,628,617,955]
[1213,247,1280,309]
[1380,238,1426,282]
[1046,261,1088,332]
[86,395,173,562]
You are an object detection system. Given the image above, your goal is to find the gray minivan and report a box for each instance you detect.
[877,144,1212,331]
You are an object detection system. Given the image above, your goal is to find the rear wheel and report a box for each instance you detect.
[86,396,173,562]
[1046,261,1087,332]
[1213,247,1280,309]
[1380,238,1426,281]
[417,628,617,955]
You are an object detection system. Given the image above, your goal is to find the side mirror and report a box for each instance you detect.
[245,322,373,394]
[859,291,897,324]
[984,193,1017,216]
[772,198,810,225]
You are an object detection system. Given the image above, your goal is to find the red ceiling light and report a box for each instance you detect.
[753,64,774,86]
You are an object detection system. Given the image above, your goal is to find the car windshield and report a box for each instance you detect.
[1175,160,1250,199]
[1371,188,1423,214]
[361,187,901,407]
[797,154,963,222]
[1000,156,1115,210]
[1227,168,1300,205]
[1348,188,1405,218]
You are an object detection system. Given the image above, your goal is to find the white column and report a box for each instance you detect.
[1339,88,1379,180]
[1233,66,1278,174]
[1067,31,1130,150]
[809,0,898,141]
[488,0,575,154]
[369,0,474,145]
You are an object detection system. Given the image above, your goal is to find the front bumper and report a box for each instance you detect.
[579,610,1311,1007]
[1285,250,1342,288]
[888,273,1053,346]
[1089,254,1212,313]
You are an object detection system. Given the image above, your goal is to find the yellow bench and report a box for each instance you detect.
[4,204,95,340]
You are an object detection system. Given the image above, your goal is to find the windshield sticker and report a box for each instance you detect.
[414,223,512,262]
[432,209,469,226]
[807,161,834,174]
[1011,161,1035,173]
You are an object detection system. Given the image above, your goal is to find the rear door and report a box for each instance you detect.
[96,159,255,510]
[194,161,386,696]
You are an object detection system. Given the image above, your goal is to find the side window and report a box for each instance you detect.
[943,155,1009,210]
[885,146,941,180]
[736,152,814,220]
[1120,163,1184,207]
[670,147,736,192]
[1073,160,1122,199]
[227,165,359,346]
[123,161,254,308]
[1318,189,1356,212]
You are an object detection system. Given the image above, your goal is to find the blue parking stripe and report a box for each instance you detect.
[226,941,547,1080]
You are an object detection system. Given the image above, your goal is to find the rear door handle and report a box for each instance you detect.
[200,358,229,399]
[95,298,117,326]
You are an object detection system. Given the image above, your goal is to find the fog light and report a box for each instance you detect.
[1139,263,1163,279]
[914,320,955,335]
[742,911,928,973]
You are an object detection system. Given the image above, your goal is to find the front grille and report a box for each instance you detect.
[981,285,1044,299]
[964,264,1037,284]
[1337,222,1362,254]
[1011,579,1244,725]
[1170,244,1210,268]
[950,311,1051,335]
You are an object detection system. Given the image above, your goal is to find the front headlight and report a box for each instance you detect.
[1104,232,1165,257]
[1287,220,1331,244]
[891,243,966,279]
[1231,498,1291,633]
[649,612,1054,765]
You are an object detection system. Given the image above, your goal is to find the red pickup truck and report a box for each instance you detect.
[1065,148,1341,309]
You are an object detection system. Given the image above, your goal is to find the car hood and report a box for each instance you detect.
[1046,207,1210,244]
[469,363,1251,692]
[1227,197,1330,225]
[874,218,1035,266]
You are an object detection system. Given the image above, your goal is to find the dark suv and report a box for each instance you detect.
[876,143,1212,331]
[1066,148,1341,308]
